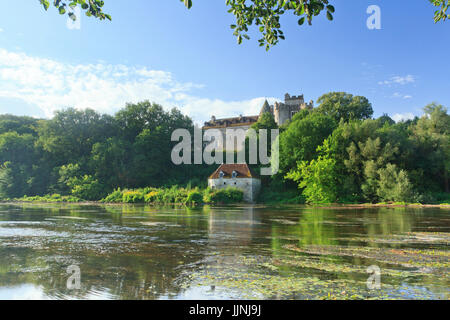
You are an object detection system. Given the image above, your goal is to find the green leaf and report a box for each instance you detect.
[326,12,333,21]
[184,0,192,9]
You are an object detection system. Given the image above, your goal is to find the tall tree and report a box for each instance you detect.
[315,92,373,123]
[279,111,336,175]
[411,103,450,192]
[36,108,116,167]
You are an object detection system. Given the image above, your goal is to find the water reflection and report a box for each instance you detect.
[0,203,448,299]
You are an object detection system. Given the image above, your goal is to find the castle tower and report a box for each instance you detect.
[261,93,313,126]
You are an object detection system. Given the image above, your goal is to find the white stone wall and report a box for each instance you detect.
[204,125,253,151]
[208,177,261,203]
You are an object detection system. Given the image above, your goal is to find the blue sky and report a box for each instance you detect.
[0,0,448,124]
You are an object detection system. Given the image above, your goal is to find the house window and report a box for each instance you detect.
[232,170,238,178]
[219,171,225,178]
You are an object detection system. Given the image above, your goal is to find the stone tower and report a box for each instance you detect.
[273,93,313,125]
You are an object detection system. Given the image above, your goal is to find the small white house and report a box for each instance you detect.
[208,164,261,203]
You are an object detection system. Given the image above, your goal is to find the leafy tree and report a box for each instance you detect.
[91,137,130,188]
[377,164,414,203]
[114,101,194,188]
[57,163,81,194]
[411,103,450,192]
[0,132,37,198]
[279,111,336,175]
[252,111,278,132]
[431,0,450,22]
[225,0,335,50]
[0,96,447,204]
[37,108,116,167]
[376,113,395,126]
[0,115,40,136]
[38,1,449,50]
[39,0,111,21]
[314,119,401,202]
[347,137,398,201]
[316,92,373,123]
[247,111,278,155]
[286,155,338,203]
[67,174,105,201]
[57,163,104,200]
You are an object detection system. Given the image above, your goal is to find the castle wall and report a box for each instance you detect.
[203,93,313,139]
[204,125,253,151]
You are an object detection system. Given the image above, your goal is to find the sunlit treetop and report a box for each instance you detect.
[40,0,449,50]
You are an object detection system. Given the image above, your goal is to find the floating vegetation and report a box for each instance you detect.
[180,249,449,300]
[179,232,449,300]
[1,203,449,300]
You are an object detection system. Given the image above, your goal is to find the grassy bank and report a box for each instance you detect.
[3,187,449,207]
[100,186,244,205]
[5,187,243,205]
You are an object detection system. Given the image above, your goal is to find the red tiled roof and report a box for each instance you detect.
[208,163,258,179]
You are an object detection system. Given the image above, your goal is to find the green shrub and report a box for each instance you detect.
[122,190,145,203]
[285,156,338,204]
[101,188,123,203]
[203,187,244,204]
[15,194,82,203]
[377,164,414,203]
[68,175,105,201]
[185,190,203,205]
[144,189,161,203]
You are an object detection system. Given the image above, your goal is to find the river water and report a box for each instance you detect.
[0,203,448,300]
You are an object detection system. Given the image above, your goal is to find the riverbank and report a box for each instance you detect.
[2,187,449,207]
[1,199,449,208]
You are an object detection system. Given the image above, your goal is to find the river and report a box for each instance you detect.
[0,203,448,300]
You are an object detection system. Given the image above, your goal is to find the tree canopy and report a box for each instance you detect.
[39,0,449,50]
[0,94,448,204]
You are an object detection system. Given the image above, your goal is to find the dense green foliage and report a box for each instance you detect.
[1,93,448,205]
[431,0,450,22]
[14,194,82,203]
[281,95,450,204]
[203,187,244,204]
[38,1,449,50]
[39,0,111,21]
[0,101,212,201]
[100,187,243,205]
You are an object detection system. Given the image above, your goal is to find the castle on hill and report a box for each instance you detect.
[203,93,313,130]
[202,93,313,150]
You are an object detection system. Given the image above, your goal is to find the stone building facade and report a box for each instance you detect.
[274,93,314,125]
[208,163,261,203]
[202,93,313,150]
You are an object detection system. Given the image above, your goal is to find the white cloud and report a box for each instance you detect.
[379,75,416,86]
[392,92,413,99]
[0,48,278,125]
[392,112,415,123]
